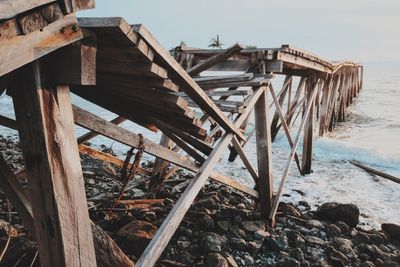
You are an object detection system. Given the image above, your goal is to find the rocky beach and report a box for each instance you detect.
[0,135,400,267]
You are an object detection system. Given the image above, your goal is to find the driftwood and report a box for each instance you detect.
[350,161,400,185]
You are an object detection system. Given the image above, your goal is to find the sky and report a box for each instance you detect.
[79,0,400,63]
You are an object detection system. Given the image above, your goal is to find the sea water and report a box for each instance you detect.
[1,62,399,229]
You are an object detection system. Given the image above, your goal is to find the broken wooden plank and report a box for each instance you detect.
[188,43,243,76]
[18,2,64,34]
[0,14,82,77]
[350,161,400,185]
[12,62,96,267]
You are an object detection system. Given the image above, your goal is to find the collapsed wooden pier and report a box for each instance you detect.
[0,1,363,266]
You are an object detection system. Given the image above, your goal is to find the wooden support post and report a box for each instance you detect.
[254,86,273,217]
[271,76,291,141]
[302,78,316,174]
[11,62,96,267]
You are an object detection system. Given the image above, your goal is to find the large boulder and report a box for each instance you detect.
[200,232,227,253]
[382,223,400,241]
[117,220,158,256]
[314,203,359,228]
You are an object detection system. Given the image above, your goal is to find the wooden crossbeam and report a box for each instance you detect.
[188,43,243,76]
[0,0,54,20]
[269,80,319,223]
[78,116,126,144]
[231,137,258,182]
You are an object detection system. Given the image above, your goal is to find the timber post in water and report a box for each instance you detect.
[0,1,362,266]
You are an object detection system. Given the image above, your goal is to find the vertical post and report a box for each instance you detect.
[302,78,315,174]
[254,86,273,217]
[12,62,96,267]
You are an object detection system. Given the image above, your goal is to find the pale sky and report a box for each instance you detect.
[79,0,400,63]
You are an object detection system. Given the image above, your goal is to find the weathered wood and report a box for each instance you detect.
[79,144,152,177]
[0,114,17,130]
[269,81,319,223]
[0,0,55,20]
[231,137,258,182]
[350,161,400,185]
[271,76,291,141]
[187,43,243,76]
[0,18,21,40]
[78,116,126,144]
[12,62,96,267]
[269,84,302,174]
[133,24,245,141]
[254,86,273,217]
[0,14,82,77]
[51,40,97,85]
[59,0,95,14]
[302,78,317,174]
[18,2,64,34]
[0,154,34,233]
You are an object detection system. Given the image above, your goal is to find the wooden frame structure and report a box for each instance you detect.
[0,2,363,266]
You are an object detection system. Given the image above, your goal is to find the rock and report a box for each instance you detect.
[326,246,349,265]
[242,253,254,265]
[265,236,289,252]
[241,220,265,233]
[196,197,220,209]
[217,221,231,232]
[280,203,302,218]
[225,254,239,267]
[314,203,359,228]
[200,232,227,253]
[247,241,262,254]
[117,220,158,255]
[380,261,399,267]
[307,220,325,229]
[230,238,247,250]
[276,257,301,267]
[382,223,400,241]
[199,214,215,230]
[254,229,270,240]
[360,261,376,267]
[326,224,342,237]
[332,237,355,258]
[290,248,305,261]
[304,235,326,246]
[177,240,191,249]
[206,253,228,267]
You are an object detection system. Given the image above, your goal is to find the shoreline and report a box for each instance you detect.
[1,136,400,266]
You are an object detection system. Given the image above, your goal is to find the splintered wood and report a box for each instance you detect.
[0,5,363,267]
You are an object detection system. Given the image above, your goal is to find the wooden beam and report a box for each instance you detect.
[350,161,400,185]
[0,114,18,130]
[59,0,95,14]
[254,86,273,217]
[78,116,126,144]
[0,0,55,20]
[231,137,258,182]
[12,62,96,267]
[0,14,82,77]
[132,24,245,141]
[187,43,243,76]
[301,79,319,174]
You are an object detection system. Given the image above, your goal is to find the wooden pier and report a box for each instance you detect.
[0,1,362,266]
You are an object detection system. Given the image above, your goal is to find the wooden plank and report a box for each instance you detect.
[79,144,152,177]
[271,76,291,141]
[0,18,21,41]
[133,24,245,141]
[231,137,258,182]
[175,89,251,97]
[72,105,200,171]
[187,43,243,76]
[0,0,55,20]
[350,161,400,185]
[59,0,95,14]
[0,153,34,233]
[51,40,97,85]
[0,114,18,130]
[193,73,253,83]
[78,116,126,144]
[269,84,302,174]
[0,14,82,77]
[18,2,64,34]
[266,60,284,73]
[254,87,273,217]
[269,81,319,223]
[12,62,96,267]
[198,76,272,90]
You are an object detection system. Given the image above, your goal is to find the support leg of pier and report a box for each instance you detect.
[254,86,273,217]
[11,61,97,267]
[302,79,315,174]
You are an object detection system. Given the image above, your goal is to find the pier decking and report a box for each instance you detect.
[0,1,362,266]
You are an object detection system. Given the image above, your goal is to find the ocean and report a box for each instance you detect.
[1,62,399,229]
